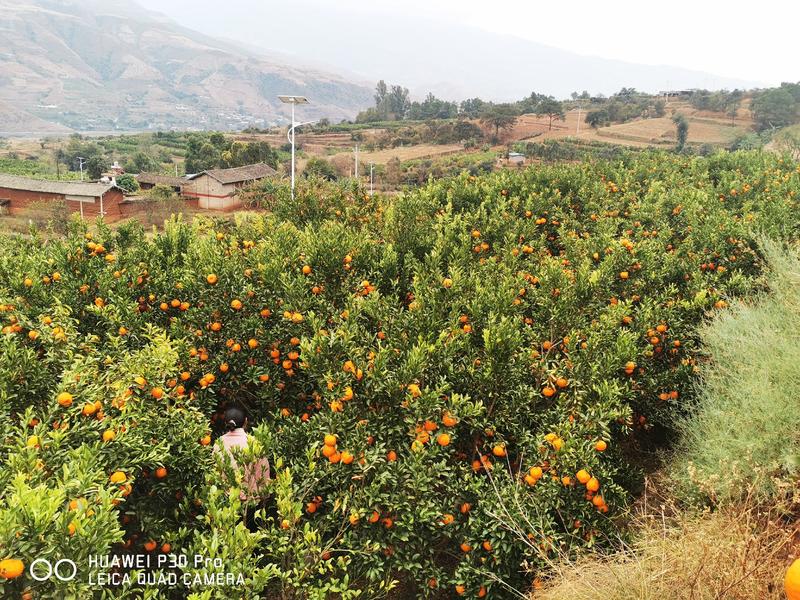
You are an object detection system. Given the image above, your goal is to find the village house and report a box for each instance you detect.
[135,172,186,194]
[183,163,277,210]
[0,174,127,221]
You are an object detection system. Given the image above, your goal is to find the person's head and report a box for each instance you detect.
[223,405,247,432]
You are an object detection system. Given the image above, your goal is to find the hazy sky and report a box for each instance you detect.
[138,0,797,86]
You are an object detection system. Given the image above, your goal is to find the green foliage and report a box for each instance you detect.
[303,157,338,181]
[673,115,689,151]
[185,134,278,174]
[116,173,140,194]
[751,86,800,131]
[672,240,800,503]
[0,151,798,597]
[0,158,80,180]
[584,88,667,128]
[535,98,566,131]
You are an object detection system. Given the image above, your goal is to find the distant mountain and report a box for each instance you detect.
[0,0,374,134]
[143,0,760,102]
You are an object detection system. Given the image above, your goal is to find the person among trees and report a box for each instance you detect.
[213,405,271,530]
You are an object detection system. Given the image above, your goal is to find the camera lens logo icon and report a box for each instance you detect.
[30,558,78,582]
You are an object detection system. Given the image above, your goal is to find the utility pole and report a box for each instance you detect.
[354,144,359,179]
[369,162,374,196]
[77,156,86,181]
[576,103,582,135]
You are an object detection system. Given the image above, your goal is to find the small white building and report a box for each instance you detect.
[508,152,525,165]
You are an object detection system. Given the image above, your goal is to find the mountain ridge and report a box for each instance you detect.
[0,0,374,134]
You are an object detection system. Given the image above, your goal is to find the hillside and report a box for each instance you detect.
[0,0,373,134]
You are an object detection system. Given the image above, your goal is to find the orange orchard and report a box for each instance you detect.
[0,151,793,597]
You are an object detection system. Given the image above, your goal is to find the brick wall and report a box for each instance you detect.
[0,187,126,222]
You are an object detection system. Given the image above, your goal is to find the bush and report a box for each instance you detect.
[116,173,140,194]
[0,151,798,598]
[672,240,800,503]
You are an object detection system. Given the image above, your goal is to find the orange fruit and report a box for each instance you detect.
[595,440,607,452]
[302,265,312,275]
[206,274,218,285]
[143,540,157,552]
[102,429,116,442]
[0,558,25,579]
[154,467,168,479]
[161,543,171,553]
[785,558,800,600]
[200,435,211,446]
[110,471,127,484]
[586,477,600,492]
[437,433,451,446]
[576,469,591,484]
[492,444,506,457]
[57,392,73,407]
[340,451,354,465]
[324,434,337,447]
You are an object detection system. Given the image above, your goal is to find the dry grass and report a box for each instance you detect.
[327,143,465,165]
[536,484,799,600]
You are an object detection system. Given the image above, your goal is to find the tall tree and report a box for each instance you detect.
[672,114,689,151]
[726,89,743,126]
[374,80,388,107]
[387,85,410,119]
[480,106,517,142]
[459,98,487,118]
[752,88,797,131]
[536,98,565,131]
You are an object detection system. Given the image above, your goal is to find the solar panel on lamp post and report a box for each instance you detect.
[278,95,310,200]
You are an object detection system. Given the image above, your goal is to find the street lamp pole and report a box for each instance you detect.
[278,95,310,200]
[290,101,295,196]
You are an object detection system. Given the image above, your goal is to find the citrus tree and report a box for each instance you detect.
[0,150,798,598]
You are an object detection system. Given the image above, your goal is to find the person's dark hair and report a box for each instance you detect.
[223,406,247,432]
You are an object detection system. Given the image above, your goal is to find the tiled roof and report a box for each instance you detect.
[0,174,118,196]
[135,173,186,186]
[189,163,277,184]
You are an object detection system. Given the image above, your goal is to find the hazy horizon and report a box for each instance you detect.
[136,0,797,99]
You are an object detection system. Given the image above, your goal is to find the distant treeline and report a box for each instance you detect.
[353,80,800,135]
[38,131,282,179]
